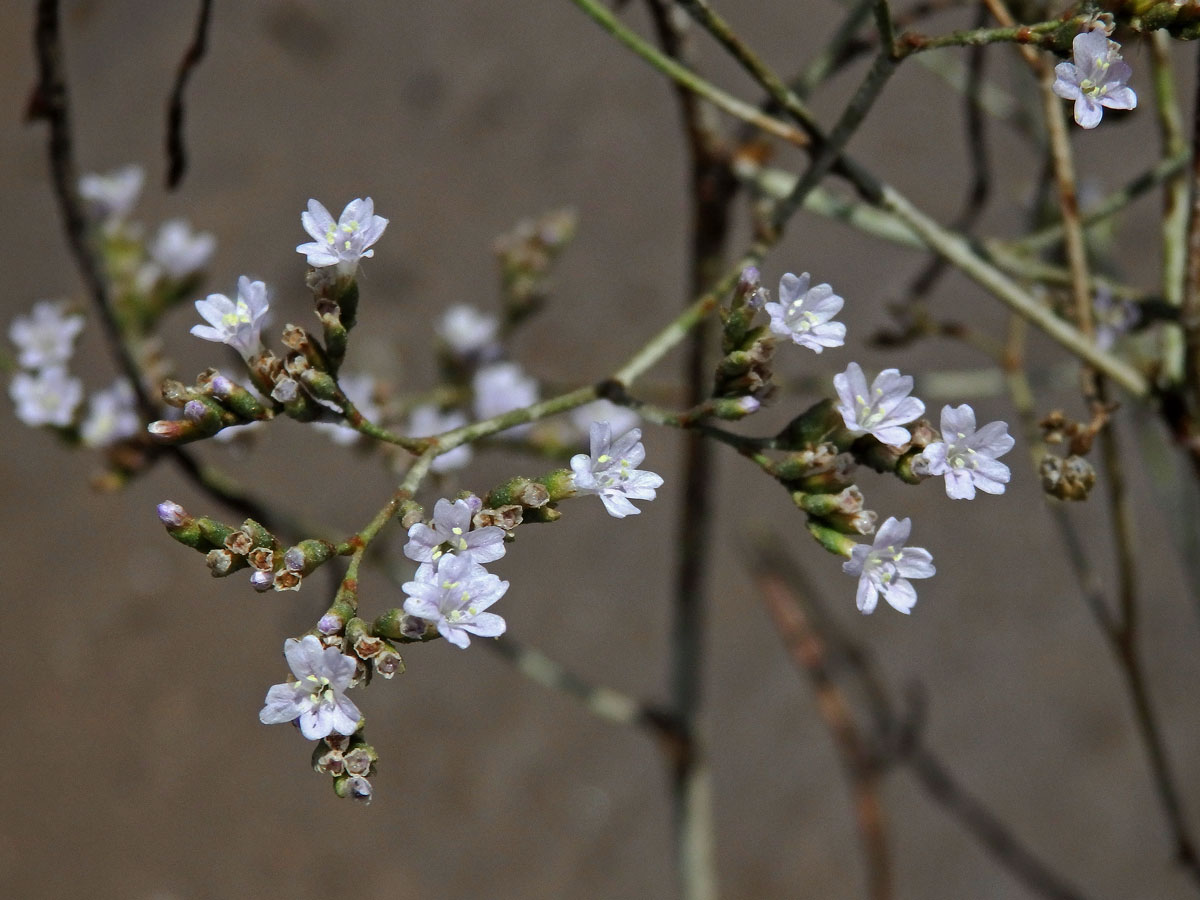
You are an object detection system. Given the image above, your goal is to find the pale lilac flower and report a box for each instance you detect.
[80,379,140,447]
[9,300,85,369]
[78,164,144,222]
[436,304,500,359]
[764,272,846,352]
[311,373,380,446]
[296,197,389,275]
[401,552,508,649]
[833,362,925,448]
[915,405,1014,500]
[570,400,639,444]
[407,405,472,473]
[570,421,664,518]
[842,516,935,615]
[9,366,83,427]
[404,496,506,564]
[259,635,363,740]
[190,276,271,359]
[1052,29,1137,130]
[473,361,538,430]
[149,219,216,279]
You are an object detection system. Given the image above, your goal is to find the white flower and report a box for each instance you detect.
[915,405,1014,500]
[80,379,140,447]
[763,272,846,352]
[833,362,925,447]
[259,635,363,740]
[404,496,506,564]
[9,366,83,427]
[570,400,639,443]
[842,516,935,615]
[407,405,472,473]
[570,421,664,518]
[190,276,270,359]
[1052,29,1137,130]
[473,361,538,429]
[296,197,389,275]
[311,373,380,445]
[78,164,144,222]
[9,300,85,369]
[149,219,216,279]
[402,552,508,649]
[436,304,500,359]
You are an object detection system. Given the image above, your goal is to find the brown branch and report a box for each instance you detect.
[751,539,1094,900]
[166,0,215,189]
[759,569,892,900]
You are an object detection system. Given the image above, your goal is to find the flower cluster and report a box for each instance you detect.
[401,495,511,648]
[8,299,141,448]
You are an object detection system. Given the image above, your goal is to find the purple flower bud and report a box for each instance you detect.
[210,373,235,399]
[183,399,208,424]
[318,612,345,635]
[249,569,274,592]
[157,500,189,528]
[739,266,760,290]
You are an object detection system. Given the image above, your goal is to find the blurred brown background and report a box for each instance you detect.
[3,1,1199,898]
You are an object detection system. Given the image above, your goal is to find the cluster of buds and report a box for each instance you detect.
[313,732,378,804]
[157,501,337,593]
[148,368,273,444]
[712,266,777,413]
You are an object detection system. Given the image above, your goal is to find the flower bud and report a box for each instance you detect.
[157,500,190,529]
[712,395,761,420]
[283,539,337,575]
[333,774,372,804]
[249,568,274,592]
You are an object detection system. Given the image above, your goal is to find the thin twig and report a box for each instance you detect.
[751,539,1093,900]
[30,0,277,529]
[758,568,892,900]
[643,4,732,898]
[165,0,214,189]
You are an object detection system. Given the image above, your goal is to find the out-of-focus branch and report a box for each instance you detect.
[165,0,214,188]
[752,539,1094,900]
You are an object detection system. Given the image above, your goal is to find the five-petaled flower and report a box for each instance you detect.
[150,219,217,279]
[570,421,664,518]
[1052,28,1137,130]
[833,362,925,447]
[404,496,507,564]
[9,366,83,428]
[78,164,144,223]
[80,379,140,448]
[915,404,1015,500]
[9,300,85,370]
[190,276,271,359]
[764,272,846,353]
[259,635,363,740]
[402,552,509,649]
[843,516,935,615]
[296,198,389,275]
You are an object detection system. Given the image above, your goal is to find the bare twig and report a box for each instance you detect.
[752,539,1093,900]
[166,0,214,189]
